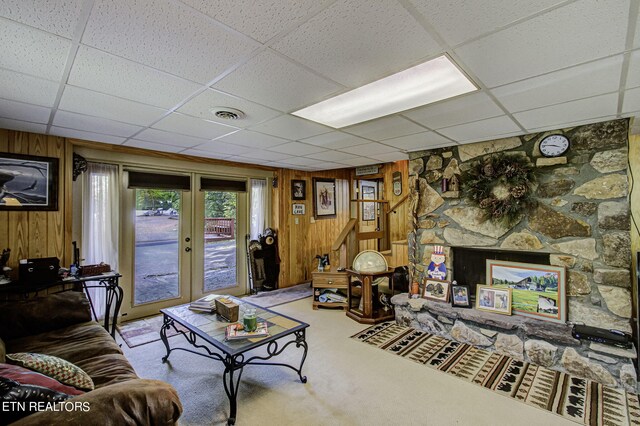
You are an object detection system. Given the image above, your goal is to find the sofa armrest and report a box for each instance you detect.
[11,379,183,426]
[0,291,92,340]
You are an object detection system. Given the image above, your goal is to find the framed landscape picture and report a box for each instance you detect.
[486,260,566,323]
[291,180,306,200]
[313,178,336,219]
[476,285,512,315]
[422,278,450,303]
[0,153,58,211]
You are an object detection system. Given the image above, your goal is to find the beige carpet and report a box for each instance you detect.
[120,298,575,426]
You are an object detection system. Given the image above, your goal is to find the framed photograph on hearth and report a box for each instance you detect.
[313,178,336,219]
[422,278,450,303]
[291,179,306,200]
[486,260,566,323]
[476,285,512,315]
[0,153,58,211]
[451,284,472,308]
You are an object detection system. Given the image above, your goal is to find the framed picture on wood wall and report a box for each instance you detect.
[312,178,336,219]
[291,179,306,200]
[0,153,59,211]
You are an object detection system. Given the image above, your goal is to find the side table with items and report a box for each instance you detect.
[346,268,395,324]
[311,271,348,310]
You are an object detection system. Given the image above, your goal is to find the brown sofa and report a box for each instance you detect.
[0,291,182,425]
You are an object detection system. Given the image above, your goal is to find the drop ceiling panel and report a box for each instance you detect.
[135,128,210,148]
[267,141,327,156]
[0,118,46,134]
[272,0,441,88]
[0,0,83,38]
[277,157,324,167]
[526,115,619,134]
[304,150,359,162]
[59,86,168,127]
[300,132,371,149]
[53,110,143,137]
[153,113,238,140]
[249,114,331,140]
[454,0,629,88]
[367,151,409,162]
[190,141,253,156]
[215,130,289,149]
[342,116,426,141]
[336,157,380,167]
[179,148,231,160]
[181,0,333,43]
[49,126,126,145]
[0,18,70,81]
[0,99,50,123]
[83,0,259,84]
[68,46,202,109]
[382,131,453,151]
[312,162,351,170]
[0,69,60,107]
[178,89,281,128]
[514,93,619,130]
[623,87,640,114]
[214,50,342,112]
[438,115,521,142]
[235,150,294,162]
[407,0,564,46]
[124,139,185,153]
[492,55,624,113]
[403,92,504,129]
[338,142,398,156]
[627,50,640,88]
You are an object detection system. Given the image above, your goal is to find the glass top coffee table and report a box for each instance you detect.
[159,297,309,425]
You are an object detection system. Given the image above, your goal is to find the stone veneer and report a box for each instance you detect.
[399,118,635,391]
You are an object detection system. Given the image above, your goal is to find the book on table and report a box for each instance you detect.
[189,294,219,313]
[225,322,269,341]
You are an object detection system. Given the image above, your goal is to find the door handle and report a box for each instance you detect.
[185,247,191,252]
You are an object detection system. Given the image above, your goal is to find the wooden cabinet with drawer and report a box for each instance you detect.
[311,271,348,310]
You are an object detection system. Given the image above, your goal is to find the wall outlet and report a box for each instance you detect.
[294,218,299,224]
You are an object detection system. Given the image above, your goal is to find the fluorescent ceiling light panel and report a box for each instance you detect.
[292,55,477,128]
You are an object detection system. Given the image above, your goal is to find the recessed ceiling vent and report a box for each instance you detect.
[211,107,245,120]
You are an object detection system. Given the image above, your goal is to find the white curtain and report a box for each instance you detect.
[81,162,119,319]
[249,178,267,240]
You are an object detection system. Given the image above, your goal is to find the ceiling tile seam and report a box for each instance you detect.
[45,0,96,134]
[616,0,640,115]
[395,114,459,147]
[198,87,288,114]
[449,0,579,50]
[0,115,47,126]
[258,1,340,47]
[395,0,527,133]
[0,65,63,85]
[60,83,172,113]
[171,0,264,47]
[0,15,75,41]
[525,113,622,133]
[210,136,292,150]
[509,89,622,117]
[263,141,330,153]
[0,96,51,113]
[124,139,195,150]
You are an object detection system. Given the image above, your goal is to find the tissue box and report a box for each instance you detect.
[215,297,239,322]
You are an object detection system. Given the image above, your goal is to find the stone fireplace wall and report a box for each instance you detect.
[401,118,635,390]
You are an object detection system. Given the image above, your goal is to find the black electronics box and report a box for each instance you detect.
[19,257,60,286]
[571,324,633,349]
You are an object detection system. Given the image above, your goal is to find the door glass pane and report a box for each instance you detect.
[134,189,181,305]
[203,191,237,292]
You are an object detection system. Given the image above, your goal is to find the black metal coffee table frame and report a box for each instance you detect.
[159,306,308,425]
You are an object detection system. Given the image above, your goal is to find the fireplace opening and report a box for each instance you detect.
[451,247,551,298]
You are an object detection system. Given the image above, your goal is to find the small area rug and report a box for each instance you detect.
[243,282,312,308]
[352,322,640,426]
[118,315,187,348]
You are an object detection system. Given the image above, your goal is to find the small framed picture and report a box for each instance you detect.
[292,203,305,215]
[422,278,450,303]
[476,285,512,315]
[292,180,306,200]
[313,178,336,219]
[451,284,471,308]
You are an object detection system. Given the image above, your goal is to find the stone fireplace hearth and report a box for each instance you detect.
[398,118,636,391]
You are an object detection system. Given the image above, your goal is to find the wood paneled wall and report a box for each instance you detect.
[272,168,351,287]
[0,129,71,271]
[383,161,410,243]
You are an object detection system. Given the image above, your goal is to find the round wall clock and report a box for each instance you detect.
[539,134,570,157]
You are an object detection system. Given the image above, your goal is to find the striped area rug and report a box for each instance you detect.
[352,322,640,426]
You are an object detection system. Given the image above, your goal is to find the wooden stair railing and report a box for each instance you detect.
[332,218,357,269]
